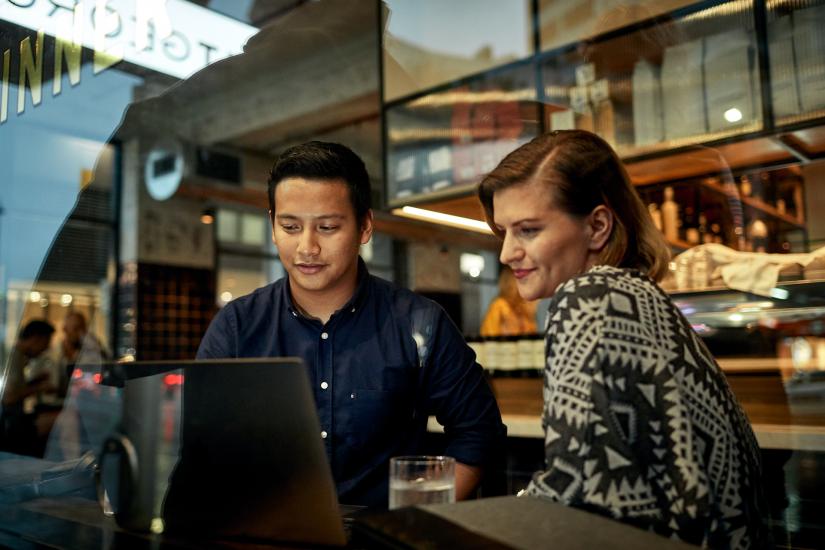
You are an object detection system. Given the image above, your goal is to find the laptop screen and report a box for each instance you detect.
[99,358,347,546]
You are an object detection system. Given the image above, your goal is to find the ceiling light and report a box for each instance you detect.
[724,108,743,123]
[460,253,486,278]
[392,206,493,234]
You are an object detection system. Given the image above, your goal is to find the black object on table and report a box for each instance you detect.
[352,496,698,549]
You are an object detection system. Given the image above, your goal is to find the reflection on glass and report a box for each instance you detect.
[767,0,825,125]
[386,64,538,201]
[217,255,283,308]
[538,0,697,52]
[384,0,531,101]
[542,0,761,155]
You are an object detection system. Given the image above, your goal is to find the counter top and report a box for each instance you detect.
[427,415,825,451]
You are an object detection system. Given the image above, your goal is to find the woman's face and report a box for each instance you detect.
[493,179,597,301]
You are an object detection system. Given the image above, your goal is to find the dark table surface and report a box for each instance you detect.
[0,495,698,549]
[352,496,697,550]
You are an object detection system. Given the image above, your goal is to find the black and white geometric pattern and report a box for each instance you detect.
[524,266,769,548]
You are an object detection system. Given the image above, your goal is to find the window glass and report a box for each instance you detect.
[539,0,697,52]
[384,0,532,101]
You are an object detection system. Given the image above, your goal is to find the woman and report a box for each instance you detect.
[480,267,537,337]
[478,130,768,548]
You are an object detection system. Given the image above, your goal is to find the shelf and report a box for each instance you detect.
[697,178,806,230]
[384,125,824,215]
[624,136,797,185]
[778,109,825,136]
[616,122,764,161]
[786,125,825,157]
[670,277,825,299]
[388,182,479,209]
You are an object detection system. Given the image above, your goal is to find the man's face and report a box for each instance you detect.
[272,177,372,306]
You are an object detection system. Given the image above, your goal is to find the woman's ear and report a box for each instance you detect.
[587,205,613,252]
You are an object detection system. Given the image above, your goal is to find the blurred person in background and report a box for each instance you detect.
[54,312,109,400]
[480,267,537,336]
[1,320,56,456]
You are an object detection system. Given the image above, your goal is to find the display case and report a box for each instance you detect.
[381,0,825,264]
[540,0,763,155]
[477,280,825,447]
[635,164,809,253]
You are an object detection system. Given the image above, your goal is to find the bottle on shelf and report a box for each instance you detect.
[710,222,723,244]
[516,336,534,378]
[691,247,709,289]
[684,206,700,245]
[531,334,545,377]
[661,186,679,242]
[648,203,663,231]
[698,213,709,244]
[747,218,769,253]
[499,336,518,376]
[739,175,752,198]
[483,336,500,375]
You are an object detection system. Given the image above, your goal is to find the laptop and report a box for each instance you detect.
[98,358,348,547]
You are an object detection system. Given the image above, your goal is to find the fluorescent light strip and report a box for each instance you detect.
[393,206,493,234]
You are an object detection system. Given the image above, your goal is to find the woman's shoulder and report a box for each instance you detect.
[552,265,668,309]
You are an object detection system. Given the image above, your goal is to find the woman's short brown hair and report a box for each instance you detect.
[478,130,670,281]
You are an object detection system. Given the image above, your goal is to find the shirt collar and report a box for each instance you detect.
[281,257,371,321]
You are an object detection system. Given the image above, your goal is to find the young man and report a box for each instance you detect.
[197,141,505,507]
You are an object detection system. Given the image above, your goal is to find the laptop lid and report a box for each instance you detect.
[99,358,347,547]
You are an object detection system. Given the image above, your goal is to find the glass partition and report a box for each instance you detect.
[767,0,825,126]
[541,0,762,155]
[386,63,539,203]
[538,0,697,52]
[384,0,532,101]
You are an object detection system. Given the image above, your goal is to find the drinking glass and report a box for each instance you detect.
[389,455,456,509]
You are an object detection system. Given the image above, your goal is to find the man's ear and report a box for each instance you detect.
[587,205,613,252]
[360,210,374,245]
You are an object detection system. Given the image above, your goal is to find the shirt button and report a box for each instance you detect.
[350,393,355,399]
[351,307,356,313]
[320,381,329,390]
[291,310,297,317]
[321,332,329,340]
[320,430,328,439]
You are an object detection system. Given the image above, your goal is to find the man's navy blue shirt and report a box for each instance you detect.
[196,260,505,507]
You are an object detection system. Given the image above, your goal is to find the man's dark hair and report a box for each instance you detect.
[20,319,55,340]
[267,141,372,223]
